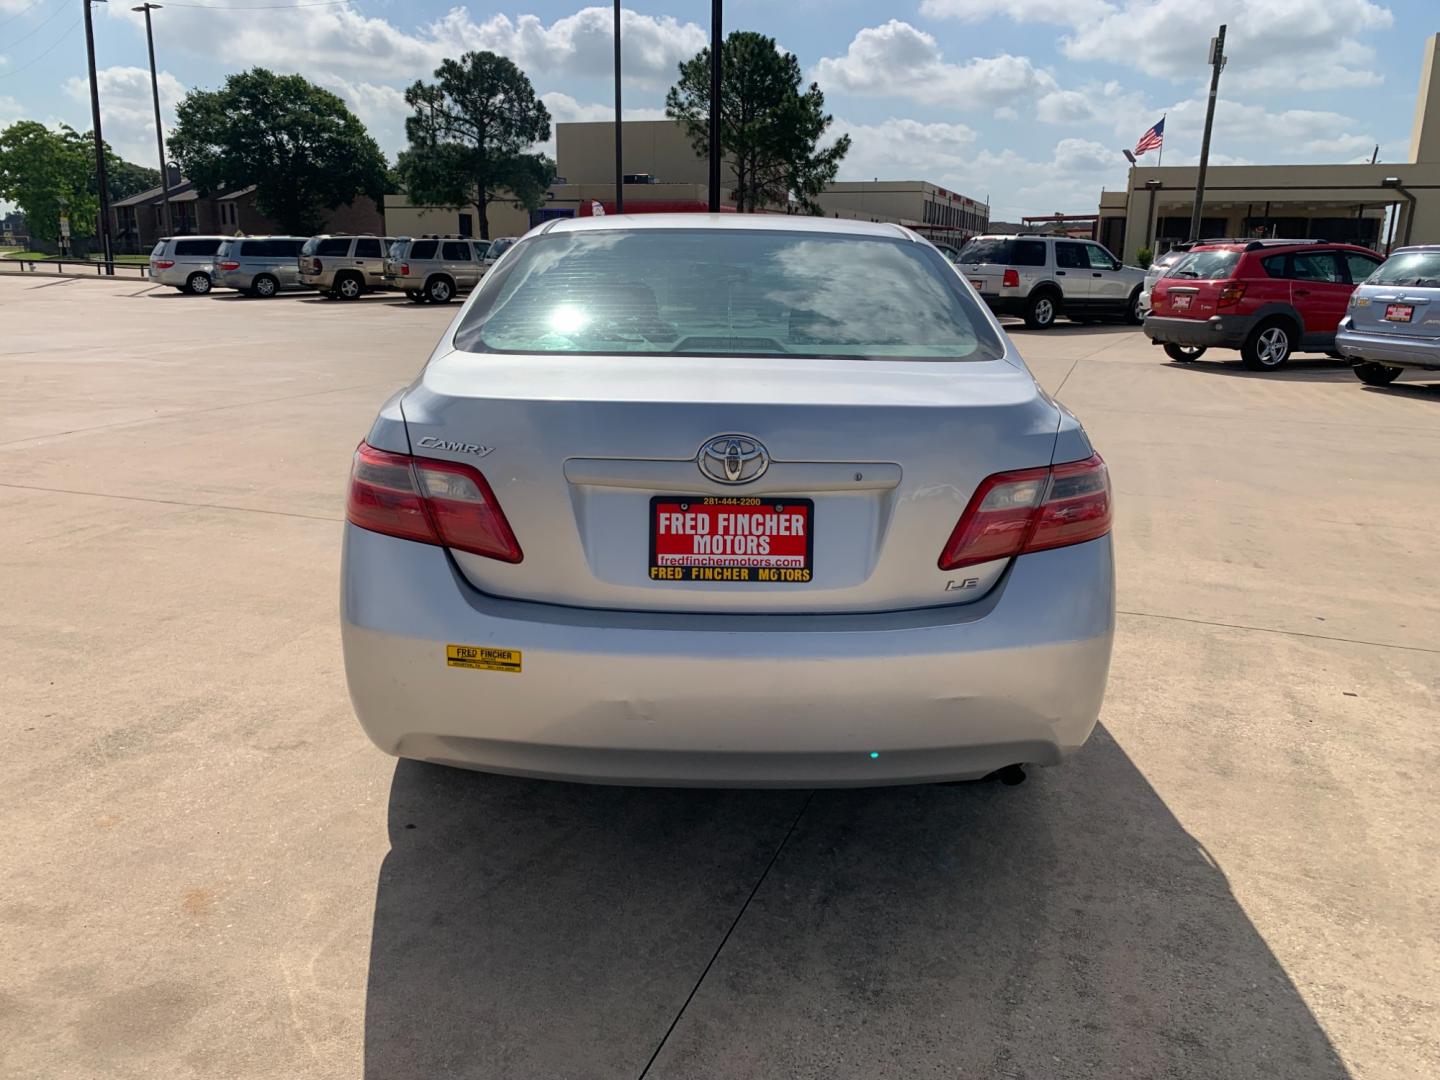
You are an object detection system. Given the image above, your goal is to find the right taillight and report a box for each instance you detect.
[312,258,323,272]
[1217,281,1246,307]
[938,454,1111,570]
[154,259,174,269]
[346,442,523,563]
[400,263,410,276]
[1002,268,1020,288]
[218,260,240,271]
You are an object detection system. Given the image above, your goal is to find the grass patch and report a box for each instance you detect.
[0,251,150,265]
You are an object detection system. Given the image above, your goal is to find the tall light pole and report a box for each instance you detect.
[612,0,623,213]
[707,0,722,211]
[1188,24,1226,242]
[133,3,171,237]
[83,0,114,273]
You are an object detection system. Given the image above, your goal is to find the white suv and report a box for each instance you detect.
[957,235,1146,329]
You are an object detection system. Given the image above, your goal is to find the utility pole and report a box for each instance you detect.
[612,0,623,213]
[83,0,114,273]
[133,3,171,236]
[707,0,721,212]
[1188,23,1226,242]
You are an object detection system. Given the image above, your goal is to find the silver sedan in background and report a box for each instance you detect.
[341,215,1115,787]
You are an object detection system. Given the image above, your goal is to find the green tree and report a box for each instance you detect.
[167,69,388,235]
[108,158,160,203]
[666,31,850,213]
[396,52,553,240]
[0,122,100,244]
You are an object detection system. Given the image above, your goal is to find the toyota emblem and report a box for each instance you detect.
[697,435,769,485]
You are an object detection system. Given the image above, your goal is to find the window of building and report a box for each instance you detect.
[458,213,473,238]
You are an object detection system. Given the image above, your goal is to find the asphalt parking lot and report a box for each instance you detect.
[2,272,1437,1080]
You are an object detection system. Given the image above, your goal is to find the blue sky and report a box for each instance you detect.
[0,0,1433,219]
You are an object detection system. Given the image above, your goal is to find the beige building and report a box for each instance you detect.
[1100,34,1440,262]
[385,119,986,244]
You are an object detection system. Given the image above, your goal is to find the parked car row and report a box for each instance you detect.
[147,233,521,304]
[1142,237,1439,383]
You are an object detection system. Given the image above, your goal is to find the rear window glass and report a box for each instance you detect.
[956,238,1044,266]
[354,238,383,258]
[217,240,236,257]
[442,241,471,260]
[317,238,351,257]
[454,229,1005,362]
[1366,250,1440,286]
[472,240,492,259]
[1170,250,1241,279]
[174,239,221,256]
[151,240,168,257]
[487,237,517,260]
[409,240,438,260]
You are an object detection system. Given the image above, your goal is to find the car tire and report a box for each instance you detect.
[1023,290,1059,329]
[1125,288,1144,325]
[335,274,363,301]
[426,276,454,304]
[252,274,279,299]
[1163,343,1207,362]
[1353,361,1403,386]
[1241,318,1295,371]
[185,272,211,296]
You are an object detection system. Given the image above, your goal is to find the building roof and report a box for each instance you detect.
[112,179,198,208]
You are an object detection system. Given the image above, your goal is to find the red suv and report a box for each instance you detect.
[1144,239,1384,370]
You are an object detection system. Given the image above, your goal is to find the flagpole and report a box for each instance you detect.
[1157,113,1165,166]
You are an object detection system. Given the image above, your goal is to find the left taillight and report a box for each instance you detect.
[938,454,1111,570]
[218,260,240,271]
[346,441,523,563]
[154,259,174,269]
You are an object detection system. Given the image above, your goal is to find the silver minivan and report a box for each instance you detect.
[385,237,492,303]
[148,236,227,294]
[298,235,395,299]
[212,236,308,297]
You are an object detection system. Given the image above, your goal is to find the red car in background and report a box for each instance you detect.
[1144,239,1384,371]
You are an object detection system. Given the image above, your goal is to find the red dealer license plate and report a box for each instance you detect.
[1385,303,1414,322]
[650,496,814,583]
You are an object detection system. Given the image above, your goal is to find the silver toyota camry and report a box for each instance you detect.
[341,214,1115,787]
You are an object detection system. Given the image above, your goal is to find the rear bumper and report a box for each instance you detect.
[340,524,1116,787]
[149,267,199,287]
[1144,313,1256,348]
[1335,325,1440,371]
[979,293,1029,317]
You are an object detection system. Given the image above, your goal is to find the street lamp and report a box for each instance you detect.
[83,0,114,274]
[1122,149,1137,165]
[132,3,172,237]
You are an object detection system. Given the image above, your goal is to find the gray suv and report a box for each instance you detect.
[957,234,1146,329]
[212,236,308,297]
[298,235,395,300]
[384,237,492,303]
[148,236,226,294]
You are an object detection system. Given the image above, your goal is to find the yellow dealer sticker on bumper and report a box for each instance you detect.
[446,644,522,673]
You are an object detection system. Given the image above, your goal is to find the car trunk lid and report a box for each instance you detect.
[399,351,1062,614]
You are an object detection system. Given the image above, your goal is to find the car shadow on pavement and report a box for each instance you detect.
[1003,320,1137,335]
[364,726,1350,1080]
[1161,357,1358,382]
[1363,380,1440,400]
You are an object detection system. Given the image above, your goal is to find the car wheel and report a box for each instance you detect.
[185,272,211,296]
[252,274,279,299]
[1125,288,1144,325]
[335,274,363,300]
[1353,361,1403,386]
[1023,291,1058,329]
[1163,343,1207,362]
[1241,319,1294,371]
[426,276,454,304]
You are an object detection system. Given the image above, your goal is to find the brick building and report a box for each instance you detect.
[111,178,383,251]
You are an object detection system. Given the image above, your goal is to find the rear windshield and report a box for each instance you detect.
[957,238,1046,266]
[1153,248,1188,269]
[1169,250,1241,280]
[454,229,1005,361]
[217,240,235,257]
[1368,250,1440,287]
[174,238,221,256]
[487,237,517,260]
[150,240,167,257]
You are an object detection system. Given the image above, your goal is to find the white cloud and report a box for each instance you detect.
[832,117,979,180]
[1060,0,1392,92]
[0,94,22,126]
[813,21,1057,105]
[311,77,411,158]
[105,5,703,87]
[61,66,184,165]
[1052,137,1115,173]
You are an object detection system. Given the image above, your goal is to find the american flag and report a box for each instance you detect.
[1134,117,1165,155]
